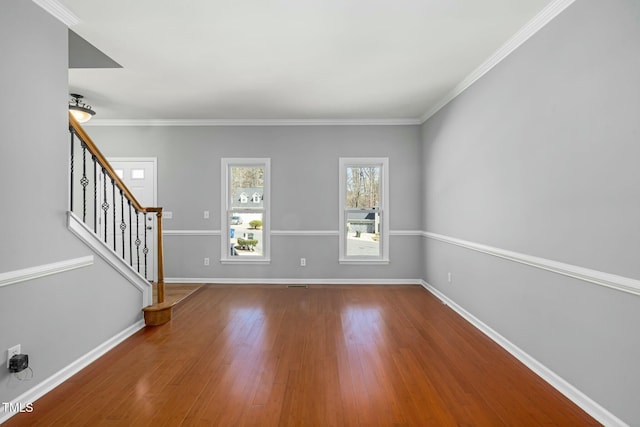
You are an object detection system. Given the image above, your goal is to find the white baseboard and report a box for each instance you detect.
[165,277,422,286]
[420,280,628,427]
[1,277,624,425]
[0,320,145,424]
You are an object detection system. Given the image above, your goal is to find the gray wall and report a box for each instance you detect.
[0,0,144,409]
[421,0,640,424]
[2,0,635,423]
[86,125,423,281]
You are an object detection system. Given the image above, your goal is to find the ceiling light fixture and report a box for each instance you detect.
[69,93,96,123]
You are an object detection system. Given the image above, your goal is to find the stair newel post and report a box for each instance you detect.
[155,208,165,304]
[142,206,171,326]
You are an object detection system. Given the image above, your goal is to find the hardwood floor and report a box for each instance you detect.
[4,285,599,426]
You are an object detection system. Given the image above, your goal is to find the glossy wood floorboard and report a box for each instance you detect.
[4,285,600,426]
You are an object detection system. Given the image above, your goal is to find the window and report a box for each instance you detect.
[339,158,389,263]
[221,158,270,263]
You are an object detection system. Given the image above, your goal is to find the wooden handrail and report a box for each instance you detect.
[69,113,165,303]
[69,114,147,213]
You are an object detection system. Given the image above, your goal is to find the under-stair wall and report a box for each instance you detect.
[0,1,148,421]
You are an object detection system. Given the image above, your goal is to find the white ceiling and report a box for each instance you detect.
[58,0,558,123]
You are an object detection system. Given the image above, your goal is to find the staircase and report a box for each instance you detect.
[68,114,171,326]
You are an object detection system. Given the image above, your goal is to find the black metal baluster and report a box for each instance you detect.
[135,211,141,273]
[143,213,149,279]
[80,143,89,222]
[93,155,97,233]
[102,168,108,243]
[128,200,133,266]
[120,190,126,259]
[70,129,75,212]
[112,179,116,251]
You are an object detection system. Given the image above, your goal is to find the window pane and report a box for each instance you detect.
[346,166,380,208]
[114,169,124,179]
[346,211,380,257]
[230,166,264,208]
[229,212,264,257]
[131,169,145,179]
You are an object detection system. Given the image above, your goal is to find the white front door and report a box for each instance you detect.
[106,158,158,280]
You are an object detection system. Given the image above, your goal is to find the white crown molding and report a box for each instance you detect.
[0,320,144,424]
[424,231,640,297]
[0,256,93,289]
[32,0,80,26]
[419,0,578,123]
[420,281,628,427]
[85,118,423,127]
[51,0,575,128]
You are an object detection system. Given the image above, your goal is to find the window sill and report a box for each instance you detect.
[220,258,271,265]
[339,258,389,265]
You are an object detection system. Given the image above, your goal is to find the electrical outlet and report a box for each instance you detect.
[447,272,452,283]
[203,210,210,219]
[7,345,20,369]
[204,257,210,266]
[300,258,306,267]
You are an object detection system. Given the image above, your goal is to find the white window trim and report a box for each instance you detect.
[220,158,271,264]
[339,157,389,264]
